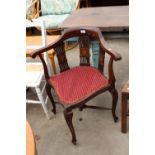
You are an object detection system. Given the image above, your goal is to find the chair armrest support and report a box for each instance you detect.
[31,47,47,58]
[108,57,115,85]
[95,29,121,61]
[105,48,122,61]
[31,41,57,58]
[31,51,50,80]
[99,38,122,61]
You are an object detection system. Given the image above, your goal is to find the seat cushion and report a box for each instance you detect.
[49,66,109,105]
[35,14,70,29]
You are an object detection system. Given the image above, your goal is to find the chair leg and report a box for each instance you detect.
[109,88,118,122]
[64,109,77,145]
[121,94,128,133]
[35,87,51,120]
[45,83,56,114]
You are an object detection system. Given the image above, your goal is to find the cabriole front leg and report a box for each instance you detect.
[109,88,118,122]
[64,109,77,145]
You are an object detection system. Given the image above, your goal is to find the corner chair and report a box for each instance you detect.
[31,27,122,144]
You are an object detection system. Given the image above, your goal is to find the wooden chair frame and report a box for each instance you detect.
[31,27,121,144]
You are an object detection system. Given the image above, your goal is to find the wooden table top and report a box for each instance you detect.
[59,6,129,32]
[26,121,36,155]
[122,81,129,94]
[26,35,60,46]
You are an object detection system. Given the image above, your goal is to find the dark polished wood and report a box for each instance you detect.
[59,6,129,32]
[121,81,129,133]
[64,110,77,144]
[86,0,129,7]
[45,83,56,114]
[31,27,121,144]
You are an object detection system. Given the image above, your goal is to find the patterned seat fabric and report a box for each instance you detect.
[49,66,109,105]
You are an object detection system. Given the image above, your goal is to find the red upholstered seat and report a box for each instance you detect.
[49,66,109,105]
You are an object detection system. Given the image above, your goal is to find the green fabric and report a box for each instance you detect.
[35,14,70,29]
[41,0,77,15]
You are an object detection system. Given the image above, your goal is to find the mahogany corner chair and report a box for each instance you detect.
[31,27,122,145]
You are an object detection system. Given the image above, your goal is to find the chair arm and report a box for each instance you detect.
[31,46,48,58]
[96,29,122,61]
[31,37,60,58]
[31,45,53,80]
[99,40,122,61]
[105,48,122,61]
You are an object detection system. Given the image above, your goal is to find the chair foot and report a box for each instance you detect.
[64,109,77,145]
[45,83,56,114]
[72,140,77,145]
[52,108,56,114]
[114,116,118,122]
[109,88,119,122]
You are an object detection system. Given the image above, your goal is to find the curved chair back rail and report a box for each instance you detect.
[32,27,121,59]
[31,27,121,82]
